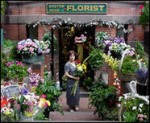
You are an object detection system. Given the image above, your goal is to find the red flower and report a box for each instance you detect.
[75,59,81,64]
[1,96,9,108]
[139,5,144,15]
[139,5,144,10]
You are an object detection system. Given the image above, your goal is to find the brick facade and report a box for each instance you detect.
[4,24,27,41]
[2,1,147,86]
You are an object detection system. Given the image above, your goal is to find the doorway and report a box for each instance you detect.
[59,25,95,89]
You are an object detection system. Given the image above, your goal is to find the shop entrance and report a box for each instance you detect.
[59,25,95,90]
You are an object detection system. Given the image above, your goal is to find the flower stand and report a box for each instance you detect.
[22,55,44,64]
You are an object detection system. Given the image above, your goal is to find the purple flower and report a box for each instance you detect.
[21,87,29,95]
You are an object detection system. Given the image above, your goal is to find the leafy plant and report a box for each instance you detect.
[43,33,58,52]
[95,32,108,48]
[1,0,7,15]
[118,56,139,75]
[5,61,28,81]
[89,82,118,120]
[139,1,149,25]
[135,41,145,57]
[88,46,104,70]
[119,94,149,122]
[3,39,15,49]
[35,73,63,116]
[83,77,93,91]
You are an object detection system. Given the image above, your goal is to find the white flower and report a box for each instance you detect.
[118,96,123,101]
[138,108,142,112]
[139,103,144,108]
[132,106,137,110]
[117,104,121,107]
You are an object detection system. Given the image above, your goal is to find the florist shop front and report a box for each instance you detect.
[2,1,147,88]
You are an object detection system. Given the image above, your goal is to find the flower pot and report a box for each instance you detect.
[117,73,136,82]
[22,55,44,64]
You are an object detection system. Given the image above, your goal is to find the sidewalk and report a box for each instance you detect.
[49,90,100,122]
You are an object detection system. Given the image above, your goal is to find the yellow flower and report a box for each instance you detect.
[30,86,36,92]
[24,111,33,117]
[38,98,51,108]
[82,64,87,72]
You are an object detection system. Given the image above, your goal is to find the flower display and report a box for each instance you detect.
[17,38,50,58]
[95,32,108,47]
[5,60,28,82]
[11,93,41,118]
[103,37,135,59]
[74,34,87,43]
[118,94,149,122]
[71,60,87,96]
[1,96,15,122]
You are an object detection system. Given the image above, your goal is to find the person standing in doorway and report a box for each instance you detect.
[64,50,80,112]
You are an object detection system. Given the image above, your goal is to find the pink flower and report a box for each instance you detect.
[40,94,46,99]
[17,44,24,51]
[27,67,32,73]
[29,47,34,53]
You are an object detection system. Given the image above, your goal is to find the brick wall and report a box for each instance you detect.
[4,24,27,41]
[95,26,116,37]
[128,24,145,42]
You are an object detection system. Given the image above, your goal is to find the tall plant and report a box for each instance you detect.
[139,1,149,25]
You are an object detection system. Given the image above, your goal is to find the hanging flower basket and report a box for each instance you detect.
[22,55,44,64]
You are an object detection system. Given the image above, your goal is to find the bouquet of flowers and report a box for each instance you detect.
[74,34,87,44]
[1,96,15,122]
[71,60,87,96]
[17,38,50,58]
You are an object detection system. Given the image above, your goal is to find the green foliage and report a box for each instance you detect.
[89,82,118,120]
[43,33,58,50]
[119,56,139,75]
[1,0,7,15]
[139,2,149,25]
[6,61,28,81]
[1,113,15,122]
[3,39,15,49]
[61,75,67,90]
[35,73,63,115]
[33,108,48,120]
[135,41,145,57]
[119,96,149,122]
[83,77,93,91]
[95,32,108,48]
[88,46,104,70]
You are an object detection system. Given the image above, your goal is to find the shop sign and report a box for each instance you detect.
[46,3,107,14]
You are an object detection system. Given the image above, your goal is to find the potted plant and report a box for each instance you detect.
[89,82,118,120]
[118,94,149,122]
[28,71,63,119]
[117,55,139,82]
[5,60,28,83]
[87,46,104,70]
[17,38,50,64]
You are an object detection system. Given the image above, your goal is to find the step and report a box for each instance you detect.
[49,111,100,121]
